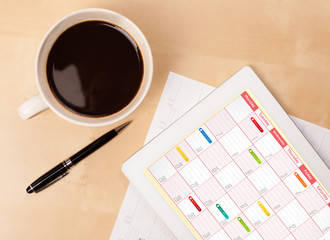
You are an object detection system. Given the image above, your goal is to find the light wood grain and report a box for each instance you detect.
[1,1,329,239]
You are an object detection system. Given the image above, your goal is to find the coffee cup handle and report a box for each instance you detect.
[18,94,48,120]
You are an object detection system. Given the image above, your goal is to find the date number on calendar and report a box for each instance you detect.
[202,232,211,238]
[211,167,219,174]
[288,224,297,230]
[190,182,199,188]
[173,195,182,203]
[204,199,213,207]
[175,163,183,169]
[158,176,167,183]
[187,212,196,219]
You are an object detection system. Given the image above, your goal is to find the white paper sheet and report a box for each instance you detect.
[110,72,330,240]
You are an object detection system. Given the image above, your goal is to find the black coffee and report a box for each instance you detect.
[46,21,144,117]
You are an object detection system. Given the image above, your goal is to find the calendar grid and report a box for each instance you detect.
[240,97,327,235]
[184,138,257,239]
[282,147,330,208]
[290,205,327,235]
[253,114,326,235]
[146,90,330,240]
[172,117,278,176]
[222,107,298,239]
[164,146,233,239]
[245,112,326,237]
[205,114,297,239]
[200,123,265,239]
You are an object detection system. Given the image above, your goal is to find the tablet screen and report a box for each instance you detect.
[144,89,330,240]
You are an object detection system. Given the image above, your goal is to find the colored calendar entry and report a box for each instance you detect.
[146,89,330,240]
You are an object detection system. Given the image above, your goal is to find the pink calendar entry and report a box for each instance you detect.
[146,90,330,240]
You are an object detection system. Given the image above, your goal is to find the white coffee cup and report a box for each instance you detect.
[19,8,153,127]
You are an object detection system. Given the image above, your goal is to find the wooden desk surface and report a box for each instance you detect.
[1,1,329,239]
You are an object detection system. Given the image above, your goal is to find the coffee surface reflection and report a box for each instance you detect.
[47,21,144,117]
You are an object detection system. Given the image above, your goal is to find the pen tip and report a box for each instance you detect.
[26,186,33,194]
[115,121,132,133]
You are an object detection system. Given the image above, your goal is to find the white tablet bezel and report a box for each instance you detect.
[122,66,330,240]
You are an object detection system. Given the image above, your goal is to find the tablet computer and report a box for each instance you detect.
[122,66,330,240]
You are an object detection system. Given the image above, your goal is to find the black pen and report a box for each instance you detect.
[26,121,131,194]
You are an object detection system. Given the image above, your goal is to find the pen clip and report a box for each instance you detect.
[35,171,69,193]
